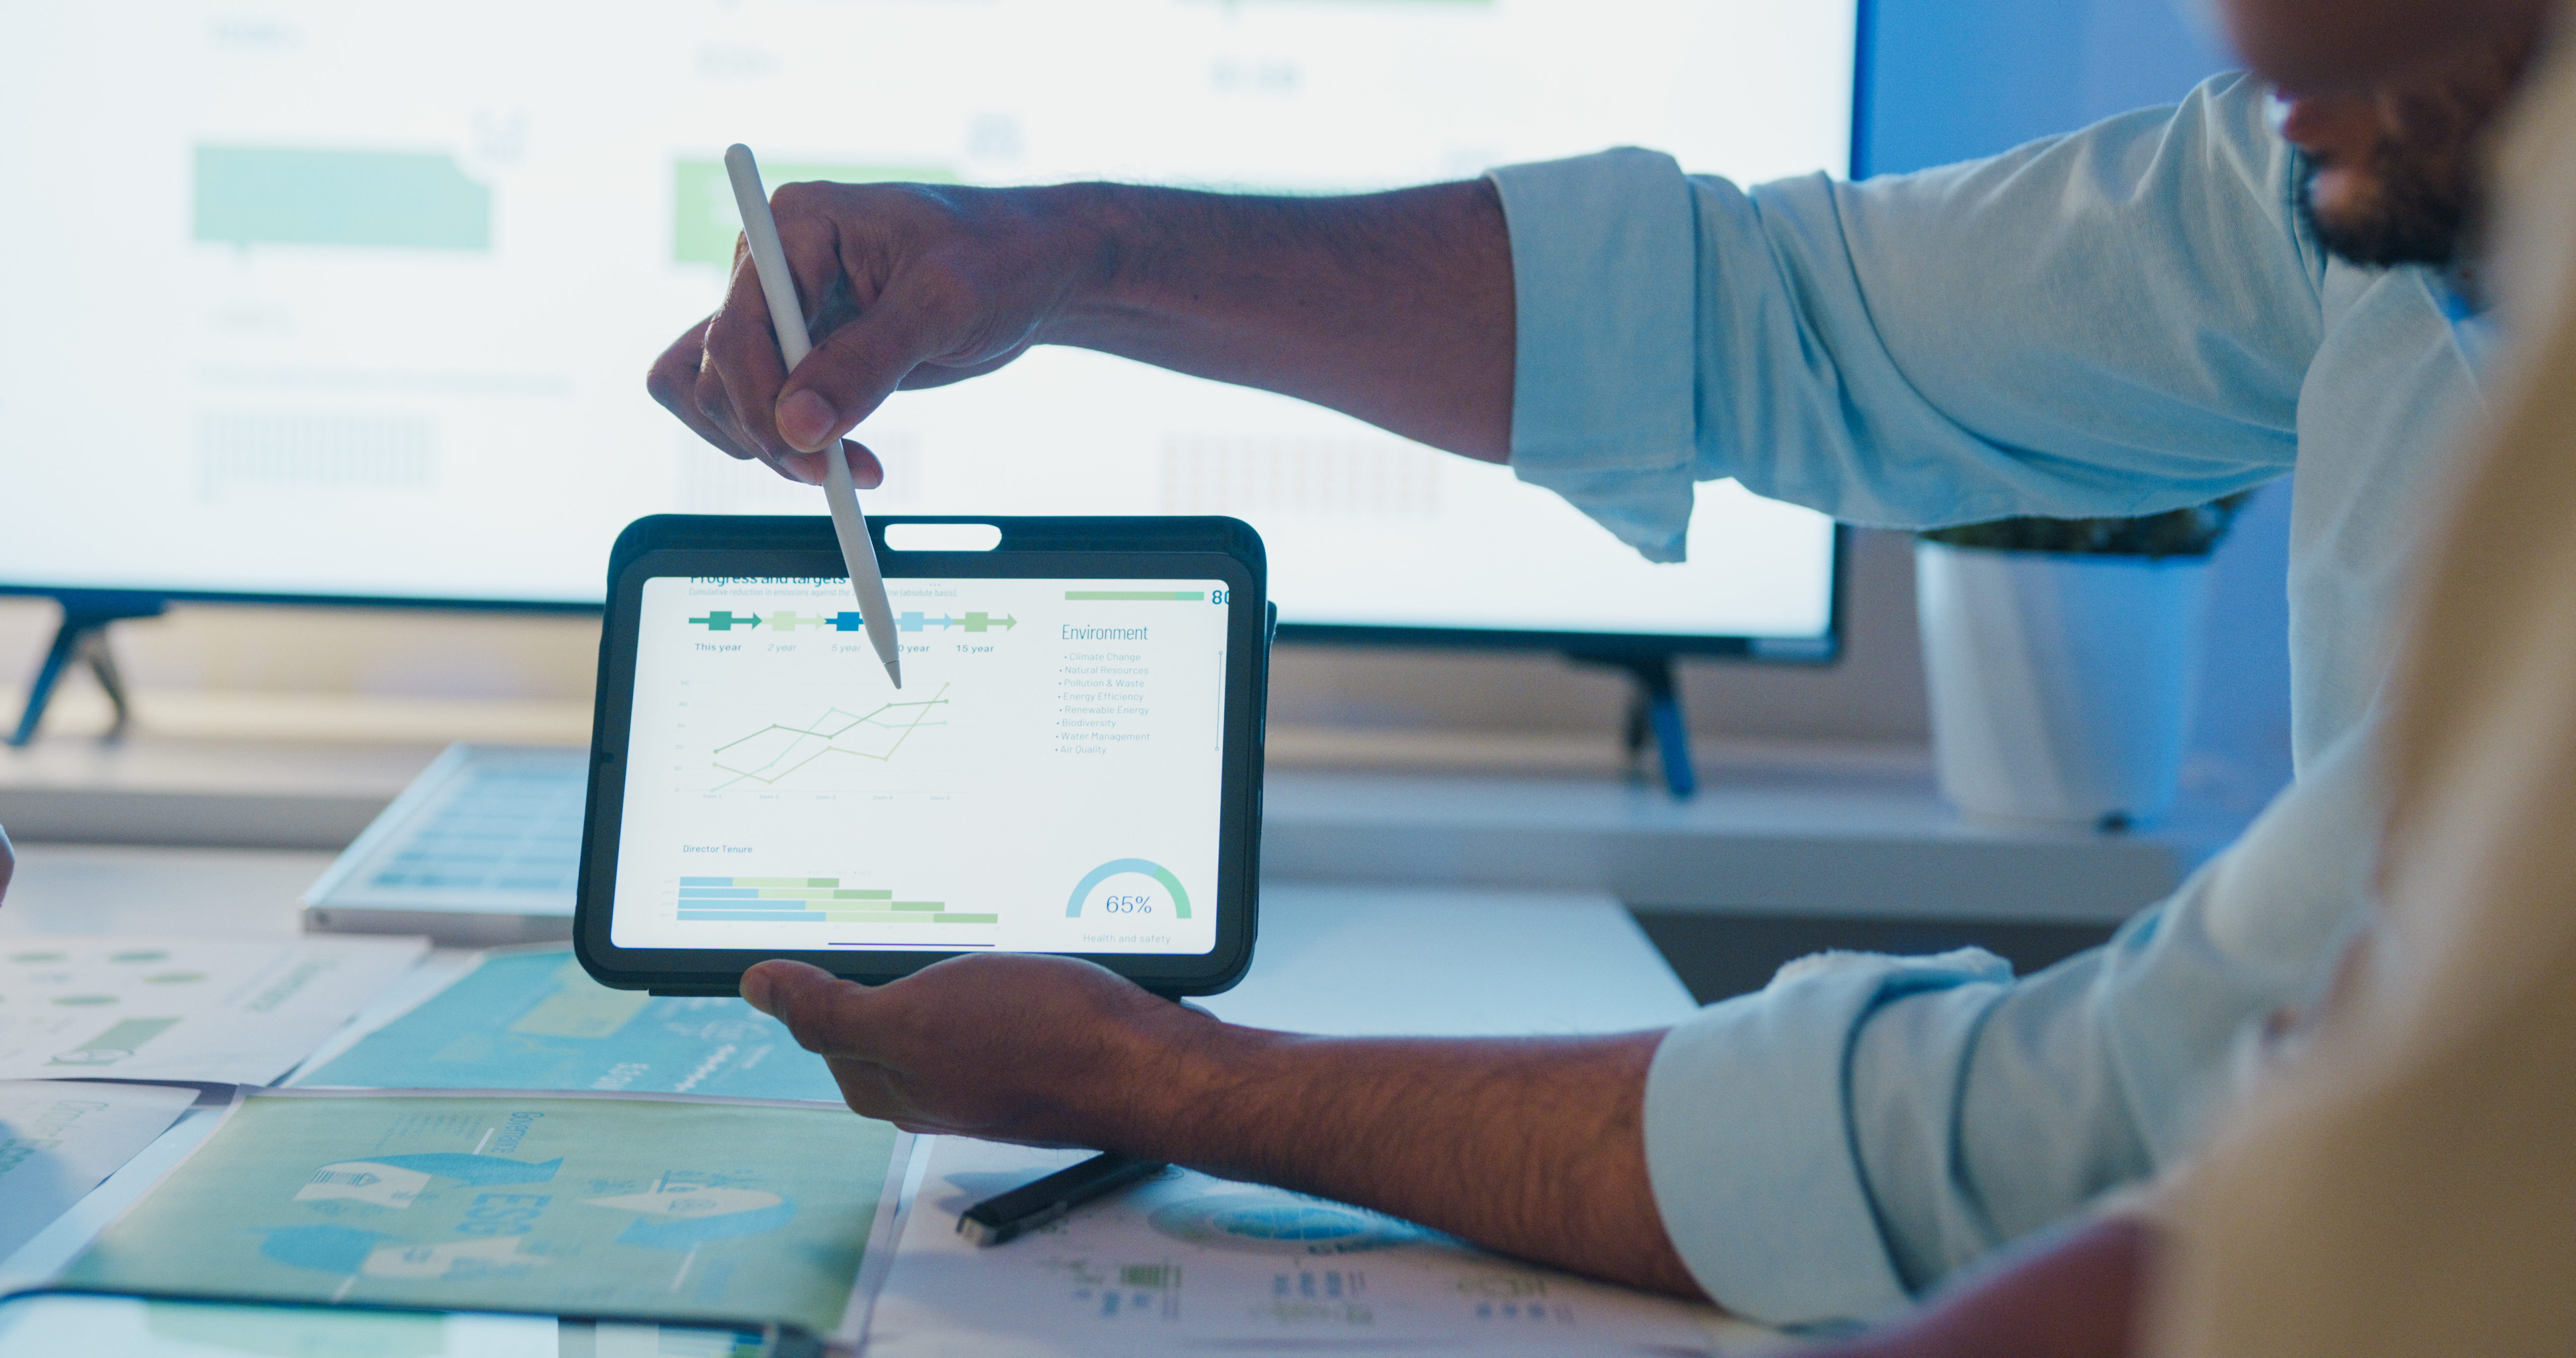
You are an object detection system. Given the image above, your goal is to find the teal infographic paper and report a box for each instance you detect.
[299,949,842,1102]
[62,1091,897,1334]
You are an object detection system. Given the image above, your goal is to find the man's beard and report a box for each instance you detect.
[2294,41,2531,272]
[2297,142,2479,271]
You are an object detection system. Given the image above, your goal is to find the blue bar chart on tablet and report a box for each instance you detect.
[674,877,996,929]
[612,576,1230,956]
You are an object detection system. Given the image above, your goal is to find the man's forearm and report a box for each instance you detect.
[1097,1024,1702,1298]
[1036,180,1518,462]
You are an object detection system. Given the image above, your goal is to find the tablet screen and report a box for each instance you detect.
[610,574,1232,957]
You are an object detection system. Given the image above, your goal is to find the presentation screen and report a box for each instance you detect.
[0,1,1857,644]
[611,574,1231,956]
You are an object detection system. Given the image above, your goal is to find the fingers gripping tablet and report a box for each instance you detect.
[575,516,1267,997]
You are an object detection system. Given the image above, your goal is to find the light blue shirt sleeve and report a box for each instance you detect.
[1642,727,2382,1325]
[1482,71,2411,1327]
[1488,73,2323,560]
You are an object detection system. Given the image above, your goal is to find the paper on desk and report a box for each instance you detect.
[60,1088,904,1337]
[0,936,428,1084]
[865,1136,1750,1356]
[295,946,843,1101]
[0,1293,776,1357]
[0,1080,197,1260]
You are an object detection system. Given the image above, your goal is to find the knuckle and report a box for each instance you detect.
[646,358,686,407]
[692,360,731,404]
[703,310,756,363]
[771,179,835,217]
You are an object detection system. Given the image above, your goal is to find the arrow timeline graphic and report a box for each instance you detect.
[897,612,1017,633]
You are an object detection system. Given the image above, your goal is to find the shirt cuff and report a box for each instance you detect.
[1644,948,2016,1327]
[1487,148,1700,562]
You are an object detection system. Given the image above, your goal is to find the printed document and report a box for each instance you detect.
[867,1136,1753,1355]
[0,936,428,1083]
[0,1080,196,1259]
[298,946,842,1101]
[62,1089,903,1336]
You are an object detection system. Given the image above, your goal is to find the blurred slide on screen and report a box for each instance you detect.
[0,1,1852,642]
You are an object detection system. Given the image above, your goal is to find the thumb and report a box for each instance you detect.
[742,959,878,1058]
[775,439,886,493]
[774,279,969,453]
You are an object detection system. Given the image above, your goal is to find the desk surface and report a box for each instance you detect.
[1,732,2252,925]
[0,845,1702,1323]
[0,843,1700,1034]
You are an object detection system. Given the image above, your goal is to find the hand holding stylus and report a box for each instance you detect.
[721,145,903,689]
[642,178,1516,486]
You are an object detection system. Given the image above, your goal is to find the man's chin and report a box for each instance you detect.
[2302,161,2369,215]
[2299,169,2464,271]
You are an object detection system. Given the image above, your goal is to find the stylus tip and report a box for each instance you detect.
[884,656,903,690]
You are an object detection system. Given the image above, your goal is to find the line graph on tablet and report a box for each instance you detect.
[707,685,954,792]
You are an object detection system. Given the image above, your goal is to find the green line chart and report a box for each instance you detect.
[709,684,953,791]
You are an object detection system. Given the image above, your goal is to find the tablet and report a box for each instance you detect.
[576,515,1268,997]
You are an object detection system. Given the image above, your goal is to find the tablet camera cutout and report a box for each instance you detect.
[883,522,1002,552]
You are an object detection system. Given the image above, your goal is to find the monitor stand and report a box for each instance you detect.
[8,592,164,748]
[1571,650,1697,800]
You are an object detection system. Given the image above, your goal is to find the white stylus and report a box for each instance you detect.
[723,143,903,690]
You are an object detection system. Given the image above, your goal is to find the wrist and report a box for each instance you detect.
[1020,181,1145,349]
[1085,1002,1279,1161]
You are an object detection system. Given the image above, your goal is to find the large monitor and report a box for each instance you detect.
[0,0,1856,652]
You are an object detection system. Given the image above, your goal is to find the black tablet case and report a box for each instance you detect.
[575,515,1269,997]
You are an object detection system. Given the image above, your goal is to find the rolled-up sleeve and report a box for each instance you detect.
[1487,147,1702,560]
[1645,948,2015,1321]
[1488,73,2325,561]
[1642,728,2386,1326]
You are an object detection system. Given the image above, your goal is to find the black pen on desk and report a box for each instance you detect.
[958,1151,1168,1246]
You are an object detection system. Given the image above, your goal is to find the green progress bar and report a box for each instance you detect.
[1064,590,1204,601]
